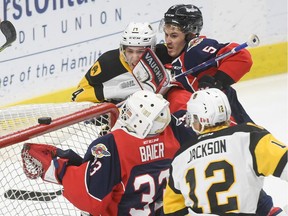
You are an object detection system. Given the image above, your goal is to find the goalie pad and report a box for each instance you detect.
[21,143,71,184]
[102,72,142,102]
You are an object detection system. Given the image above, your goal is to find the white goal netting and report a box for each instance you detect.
[0,102,119,216]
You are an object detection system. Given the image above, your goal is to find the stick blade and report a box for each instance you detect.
[0,20,17,43]
[4,189,62,201]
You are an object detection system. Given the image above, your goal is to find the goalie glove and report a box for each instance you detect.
[103,72,143,102]
[21,143,82,184]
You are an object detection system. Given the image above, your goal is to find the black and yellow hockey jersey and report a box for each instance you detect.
[71,45,172,103]
[163,123,287,215]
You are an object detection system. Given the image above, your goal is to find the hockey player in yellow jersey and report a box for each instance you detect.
[163,88,287,215]
[71,22,171,104]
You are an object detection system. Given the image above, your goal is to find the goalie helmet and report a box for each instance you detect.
[119,90,171,139]
[162,4,203,35]
[120,22,157,51]
[186,88,231,133]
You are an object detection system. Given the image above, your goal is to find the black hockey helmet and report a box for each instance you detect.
[163,4,203,35]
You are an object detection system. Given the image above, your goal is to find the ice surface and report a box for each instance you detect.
[234,73,288,209]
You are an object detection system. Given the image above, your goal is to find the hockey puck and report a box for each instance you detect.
[38,117,52,125]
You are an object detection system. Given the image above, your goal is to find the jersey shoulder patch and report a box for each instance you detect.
[187,37,204,49]
[90,61,101,76]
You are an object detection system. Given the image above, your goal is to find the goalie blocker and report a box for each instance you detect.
[132,47,170,93]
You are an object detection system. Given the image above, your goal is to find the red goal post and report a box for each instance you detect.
[0,102,119,216]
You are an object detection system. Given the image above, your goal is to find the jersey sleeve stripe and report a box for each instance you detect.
[273,151,288,177]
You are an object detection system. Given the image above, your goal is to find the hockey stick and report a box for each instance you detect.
[0,20,17,52]
[4,189,62,201]
[173,34,260,80]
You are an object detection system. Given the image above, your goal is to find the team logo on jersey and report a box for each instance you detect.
[175,114,186,126]
[90,61,101,76]
[187,37,204,50]
[91,144,111,159]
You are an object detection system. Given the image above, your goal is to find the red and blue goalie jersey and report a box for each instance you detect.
[60,116,194,216]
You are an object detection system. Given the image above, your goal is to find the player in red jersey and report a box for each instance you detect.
[160,4,284,216]
[159,4,254,125]
[22,90,194,216]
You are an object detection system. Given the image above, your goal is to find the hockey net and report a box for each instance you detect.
[0,102,119,216]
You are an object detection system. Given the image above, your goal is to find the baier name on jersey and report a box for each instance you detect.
[139,138,165,162]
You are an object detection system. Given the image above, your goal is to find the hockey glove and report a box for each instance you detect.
[198,70,236,90]
[21,143,82,184]
[198,74,223,90]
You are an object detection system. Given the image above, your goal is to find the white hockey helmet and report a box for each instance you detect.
[186,88,231,133]
[119,90,171,139]
[120,22,157,52]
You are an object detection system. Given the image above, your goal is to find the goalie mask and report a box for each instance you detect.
[186,88,231,134]
[118,90,171,139]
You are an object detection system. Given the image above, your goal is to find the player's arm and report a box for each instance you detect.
[62,134,122,215]
[21,135,122,215]
[71,75,103,103]
[62,162,104,214]
[71,60,106,103]
[249,124,288,181]
[255,134,288,180]
[72,49,125,103]
[197,40,253,90]
[216,42,253,84]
